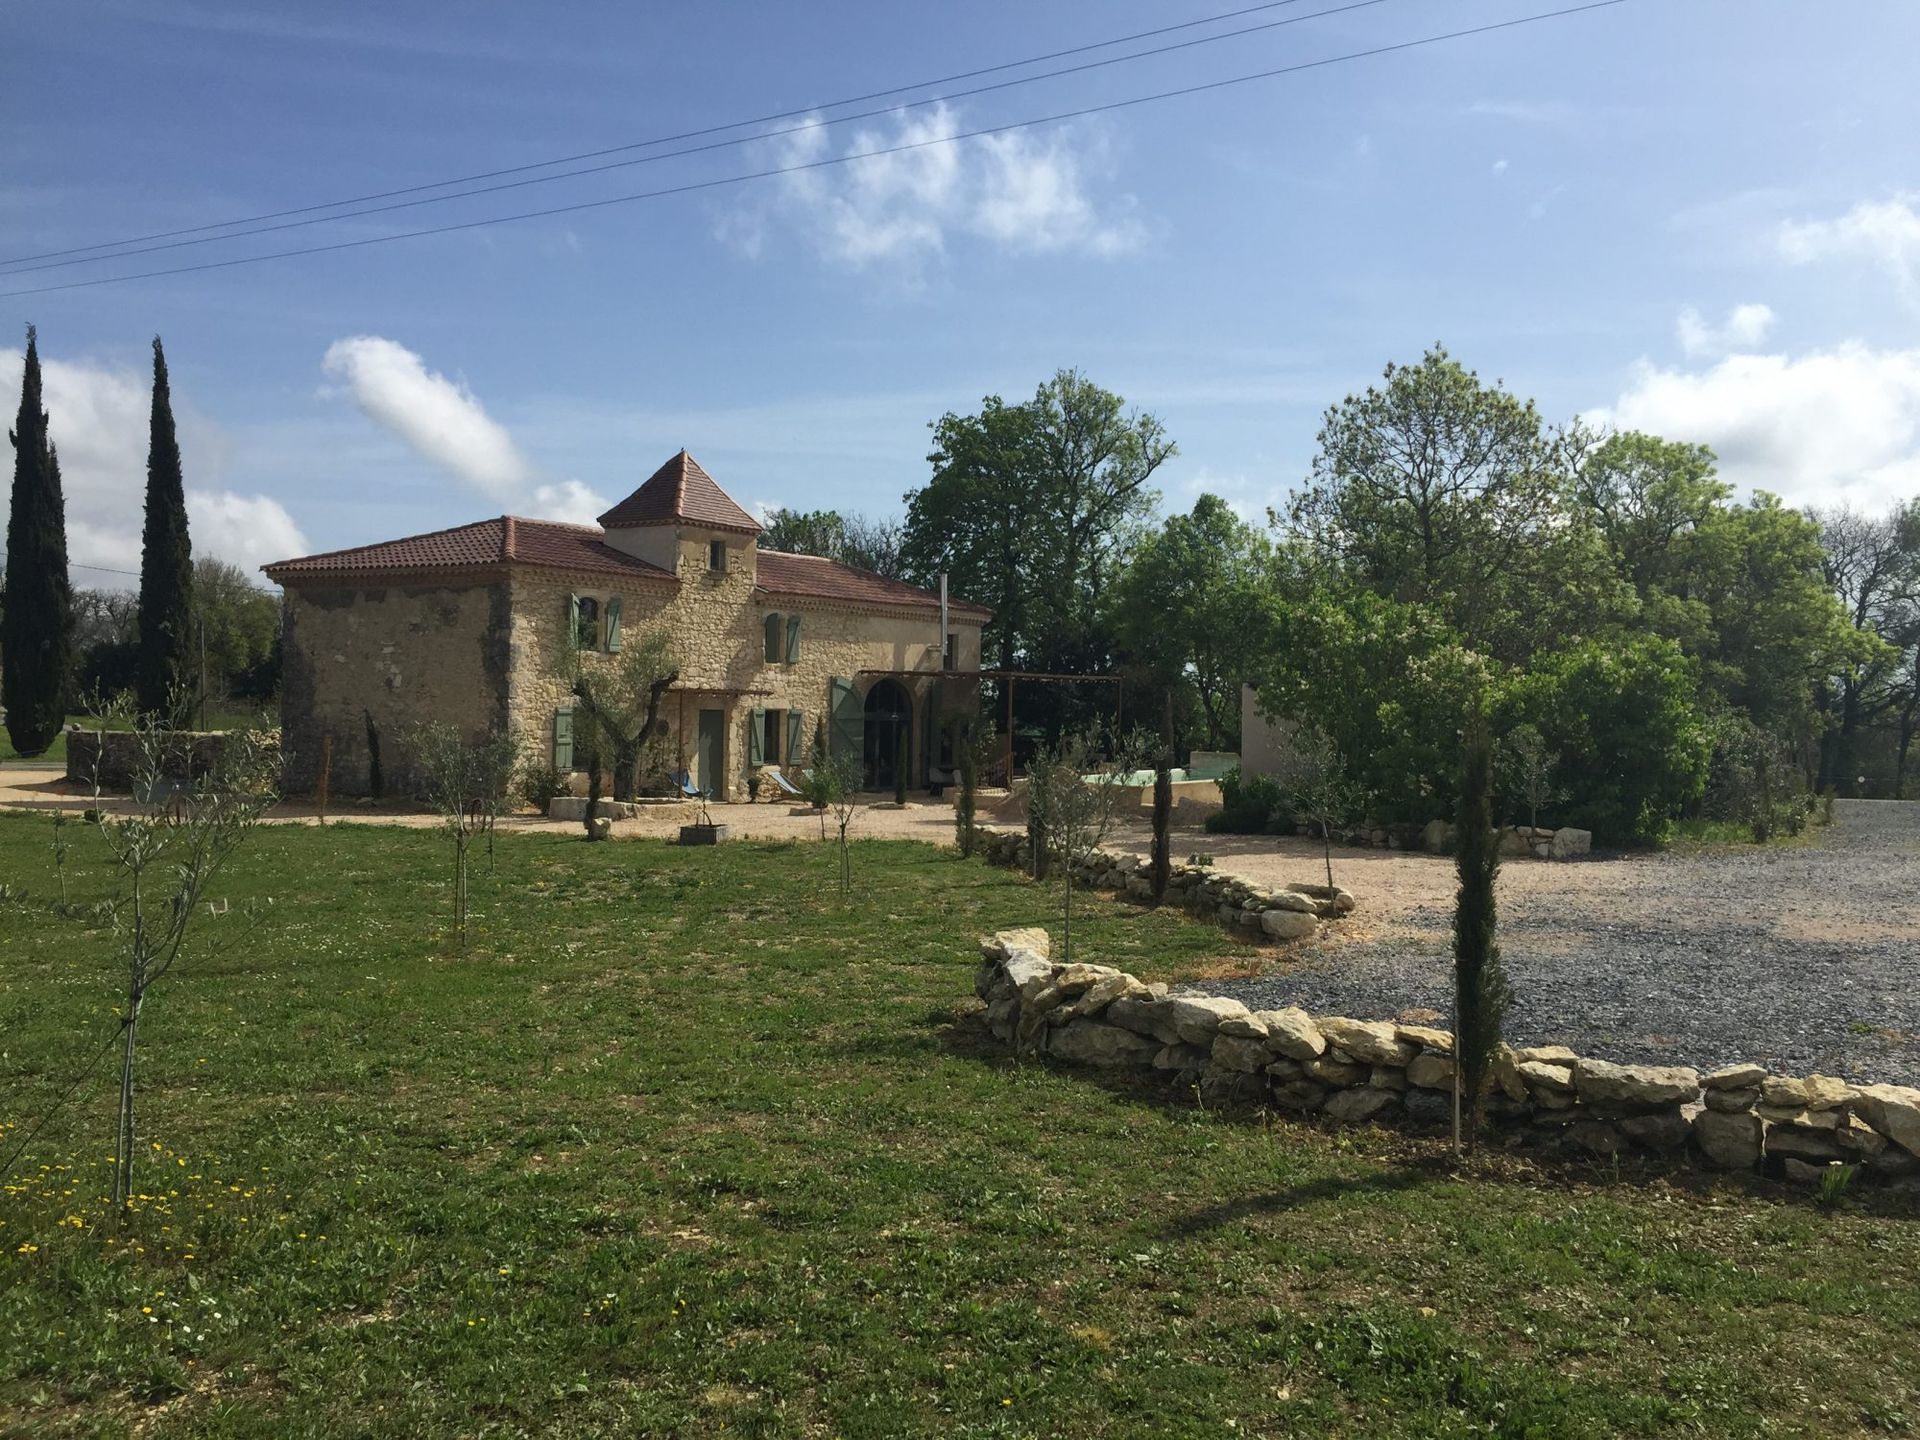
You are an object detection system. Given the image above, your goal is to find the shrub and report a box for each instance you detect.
[517,761,569,813]
[1206,765,1294,834]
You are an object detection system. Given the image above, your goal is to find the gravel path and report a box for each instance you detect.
[1178,801,1920,1085]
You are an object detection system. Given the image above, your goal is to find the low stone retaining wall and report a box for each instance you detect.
[65,728,283,793]
[972,928,1920,1186]
[977,828,1352,943]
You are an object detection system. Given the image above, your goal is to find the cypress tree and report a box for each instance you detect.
[3,326,73,757]
[136,336,193,718]
[1452,707,1511,1152]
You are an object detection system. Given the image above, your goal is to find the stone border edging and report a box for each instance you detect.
[972,928,1920,1186]
[976,828,1351,943]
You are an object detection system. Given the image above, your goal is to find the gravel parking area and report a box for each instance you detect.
[1178,801,1920,1085]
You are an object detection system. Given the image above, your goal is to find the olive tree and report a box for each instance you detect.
[1023,730,1146,962]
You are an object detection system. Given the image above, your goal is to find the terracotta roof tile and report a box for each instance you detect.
[597,449,762,534]
[755,549,991,618]
[262,516,676,584]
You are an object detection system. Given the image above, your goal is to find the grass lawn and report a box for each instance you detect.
[1,814,1916,1437]
[1,730,65,766]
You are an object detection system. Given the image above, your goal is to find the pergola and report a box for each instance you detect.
[856,667,1125,784]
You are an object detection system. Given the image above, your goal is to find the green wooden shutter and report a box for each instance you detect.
[566,593,582,650]
[787,710,804,765]
[785,614,802,664]
[553,706,574,771]
[829,677,861,761]
[749,707,765,765]
[604,597,623,653]
[764,612,782,663]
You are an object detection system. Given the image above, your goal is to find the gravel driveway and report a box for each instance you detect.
[1177,801,1920,1085]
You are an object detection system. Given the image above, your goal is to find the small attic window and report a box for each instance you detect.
[708,539,727,573]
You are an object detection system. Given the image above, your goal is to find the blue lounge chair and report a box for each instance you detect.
[670,769,710,800]
[766,766,805,798]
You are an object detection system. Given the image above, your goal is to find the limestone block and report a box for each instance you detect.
[1324,1087,1398,1124]
[1259,908,1317,941]
[1572,1057,1700,1108]
[1549,827,1592,859]
[1211,1034,1273,1074]
[1259,1008,1327,1060]
[1163,994,1253,1047]
[1852,1083,1920,1156]
[1406,1053,1456,1091]
[1704,1087,1761,1113]
[1693,1108,1762,1169]
[1396,1025,1454,1055]
[1702,1063,1768,1091]
[1048,1021,1159,1068]
[1316,1018,1416,1067]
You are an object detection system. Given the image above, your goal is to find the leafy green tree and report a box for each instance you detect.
[1253,589,1486,824]
[1288,346,1609,661]
[759,508,906,577]
[1499,634,1710,845]
[136,337,193,717]
[567,628,679,801]
[1574,431,1726,651]
[1813,501,1920,792]
[1109,493,1279,751]
[903,369,1173,692]
[192,558,281,705]
[3,326,73,757]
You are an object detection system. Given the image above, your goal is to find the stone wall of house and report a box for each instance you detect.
[972,929,1920,1186]
[509,537,984,799]
[65,728,283,793]
[976,828,1351,943]
[278,580,511,794]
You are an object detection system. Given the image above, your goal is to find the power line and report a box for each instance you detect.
[4,0,1403,277]
[0,0,1352,270]
[0,1,1631,301]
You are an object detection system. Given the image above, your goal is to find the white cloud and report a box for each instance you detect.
[1491,158,1509,177]
[320,335,606,521]
[724,104,1145,276]
[1779,194,1920,305]
[0,345,308,583]
[1675,302,1775,358]
[1588,340,1920,511]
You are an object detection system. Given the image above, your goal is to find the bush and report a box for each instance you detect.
[1206,765,1295,834]
[1499,635,1709,846]
[517,762,569,813]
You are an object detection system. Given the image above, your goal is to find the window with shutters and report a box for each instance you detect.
[785,613,802,664]
[708,539,727,573]
[764,611,783,663]
[572,595,600,650]
[762,708,785,765]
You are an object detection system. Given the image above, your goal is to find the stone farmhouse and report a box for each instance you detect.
[262,450,989,799]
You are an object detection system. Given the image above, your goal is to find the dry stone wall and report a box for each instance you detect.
[973,929,1920,1187]
[977,828,1352,943]
[65,729,283,792]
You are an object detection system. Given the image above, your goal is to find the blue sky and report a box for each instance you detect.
[4,0,1918,586]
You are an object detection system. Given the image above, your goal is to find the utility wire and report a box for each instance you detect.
[4,0,1402,277]
[0,0,1349,270]
[0,1,1631,300]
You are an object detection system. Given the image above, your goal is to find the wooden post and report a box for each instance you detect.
[316,733,332,826]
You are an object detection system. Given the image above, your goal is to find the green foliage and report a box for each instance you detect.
[1499,635,1710,846]
[952,720,981,857]
[136,337,194,717]
[566,627,678,801]
[759,507,905,576]
[1205,765,1292,835]
[902,369,1172,707]
[1256,590,1489,825]
[1494,723,1562,831]
[516,760,569,813]
[1452,714,1509,1151]
[3,325,74,757]
[192,557,281,705]
[1288,345,1610,662]
[1109,494,1279,751]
